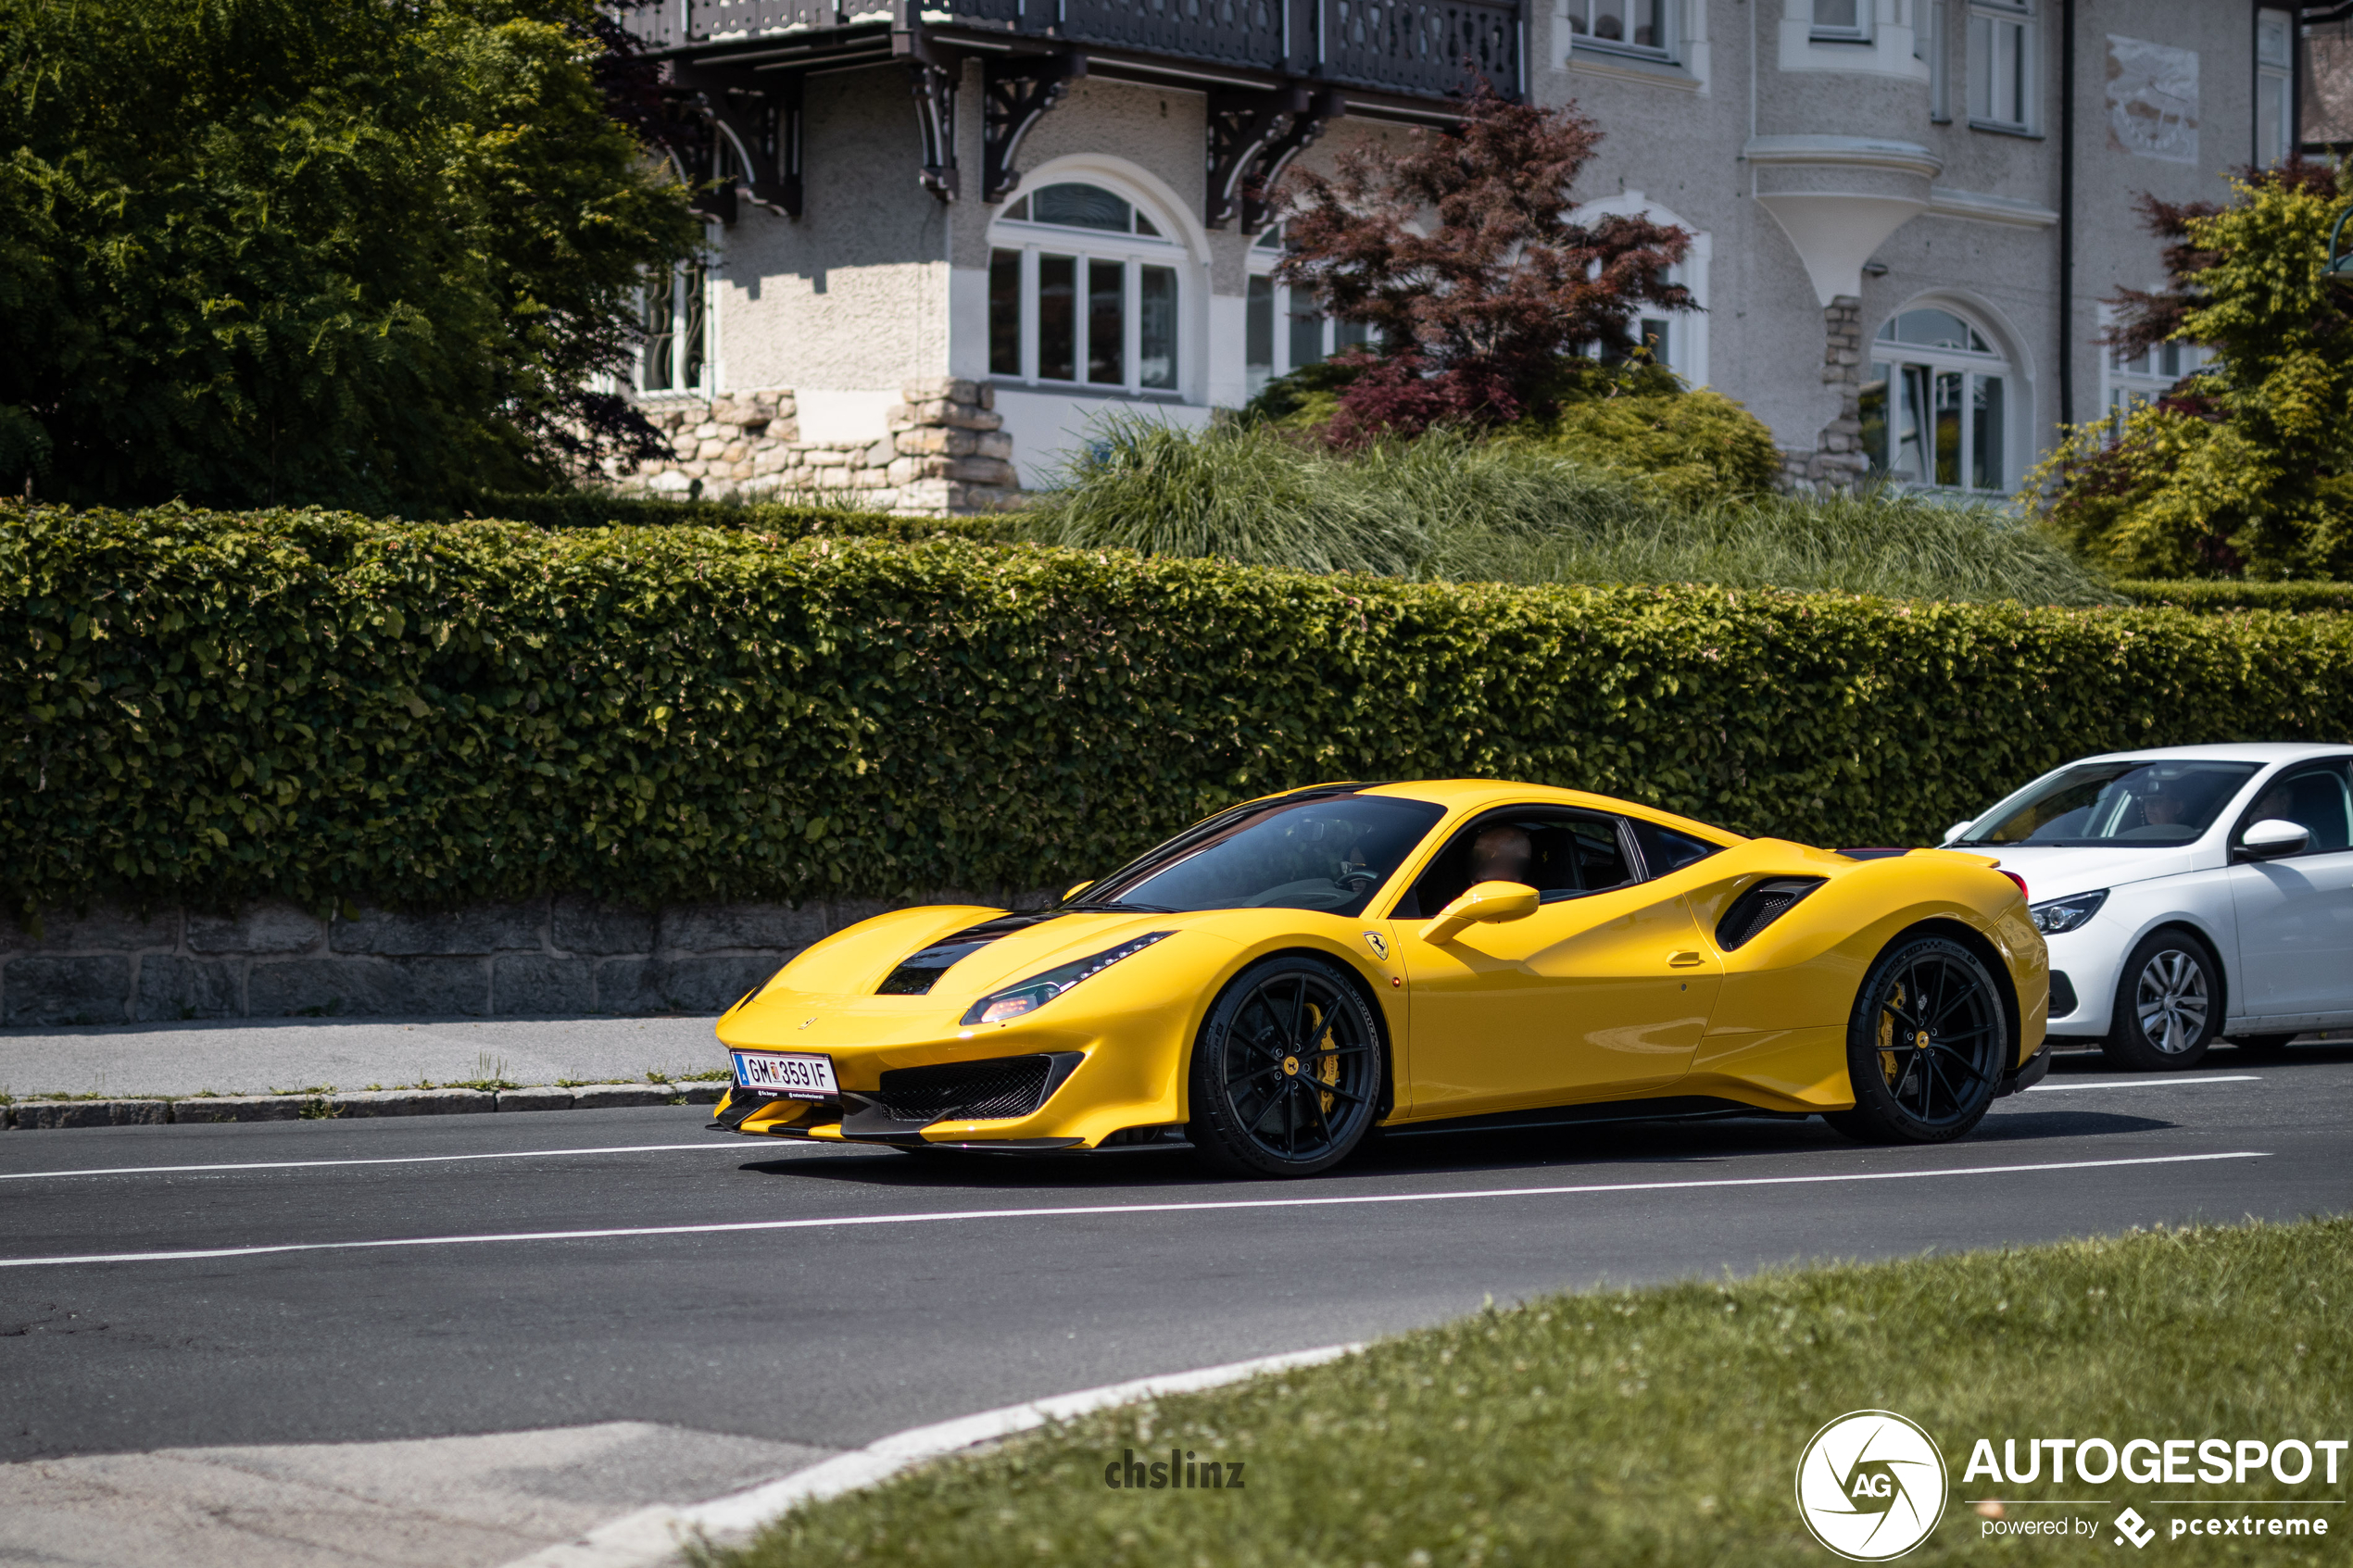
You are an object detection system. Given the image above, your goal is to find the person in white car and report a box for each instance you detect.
[1945,743,2353,1071]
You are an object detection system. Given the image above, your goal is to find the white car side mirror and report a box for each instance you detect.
[1944,820,1975,845]
[2237,818,2310,861]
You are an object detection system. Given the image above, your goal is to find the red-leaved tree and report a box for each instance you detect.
[1273,80,1694,441]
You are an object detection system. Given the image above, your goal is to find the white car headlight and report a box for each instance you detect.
[2031,889,2108,935]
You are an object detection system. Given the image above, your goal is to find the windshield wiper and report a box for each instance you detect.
[1061,898,1179,914]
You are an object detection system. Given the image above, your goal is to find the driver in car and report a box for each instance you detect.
[1469,823,1535,886]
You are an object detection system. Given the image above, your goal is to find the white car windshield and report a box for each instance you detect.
[1077,792,1445,916]
[1963,760,2259,847]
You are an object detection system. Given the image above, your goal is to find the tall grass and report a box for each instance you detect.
[1019,417,2120,606]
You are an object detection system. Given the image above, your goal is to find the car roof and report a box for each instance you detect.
[2065,742,2353,767]
[1358,779,1743,842]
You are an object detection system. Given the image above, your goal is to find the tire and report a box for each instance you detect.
[2230,1033,2297,1060]
[1187,955,1385,1178]
[2100,929,2222,1072]
[1824,935,2008,1146]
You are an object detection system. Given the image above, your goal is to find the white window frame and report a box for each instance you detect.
[1243,230,1375,398]
[1925,0,1953,120]
[1809,0,1871,44]
[1561,0,1676,59]
[1863,307,2019,495]
[988,183,1188,398]
[637,257,712,397]
[1967,0,2036,133]
[2258,6,2296,166]
[2098,307,2205,433]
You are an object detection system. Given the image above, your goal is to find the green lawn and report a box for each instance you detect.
[709,1217,2351,1567]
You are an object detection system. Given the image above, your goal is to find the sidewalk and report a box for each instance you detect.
[0,1015,729,1101]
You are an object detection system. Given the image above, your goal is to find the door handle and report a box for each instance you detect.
[1668,950,1705,968]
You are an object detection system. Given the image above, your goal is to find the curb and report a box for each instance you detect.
[502,1343,1362,1568]
[2,1082,726,1130]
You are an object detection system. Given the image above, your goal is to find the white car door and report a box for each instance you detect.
[2227,759,2353,1024]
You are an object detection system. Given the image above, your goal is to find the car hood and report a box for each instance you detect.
[768,903,1236,1004]
[1968,841,2219,900]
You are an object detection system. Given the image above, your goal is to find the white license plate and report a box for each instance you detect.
[731,1051,839,1098]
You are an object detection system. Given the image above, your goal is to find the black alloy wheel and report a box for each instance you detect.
[1188,956,1384,1177]
[1825,935,2008,1145]
[2101,928,2221,1072]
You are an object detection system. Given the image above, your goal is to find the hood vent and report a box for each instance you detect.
[876,910,1069,996]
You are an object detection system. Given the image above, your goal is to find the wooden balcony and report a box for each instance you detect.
[632,0,1520,104]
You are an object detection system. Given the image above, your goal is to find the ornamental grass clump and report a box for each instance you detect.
[1021,418,2117,606]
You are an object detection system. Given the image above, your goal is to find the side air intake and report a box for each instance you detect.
[1715,877,1827,951]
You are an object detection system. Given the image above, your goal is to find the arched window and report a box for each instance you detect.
[988,182,1182,394]
[1244,227,1371,398]
[1861,307,2017,493]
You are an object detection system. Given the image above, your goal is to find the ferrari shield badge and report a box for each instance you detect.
[1362,931,1389,961]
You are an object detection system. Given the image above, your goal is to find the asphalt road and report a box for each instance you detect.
[6,1042,2350,1476]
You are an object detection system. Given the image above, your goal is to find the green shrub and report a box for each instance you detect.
[1518,385,1784,505]
[7,500,2349,919]
[2114,578,2353,612]
[1023,420,2117,605]
[468,492,1010,542]
[1239,360,1782,508]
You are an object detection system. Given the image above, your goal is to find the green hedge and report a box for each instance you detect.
[470,491,1012,543]
[2114,578,2353,613]
[7,501,2352,917]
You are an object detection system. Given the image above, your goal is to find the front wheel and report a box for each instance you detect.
[1825,935,2007,1146]
[1188,956,1384,1178]
[2101,929,2221,1072]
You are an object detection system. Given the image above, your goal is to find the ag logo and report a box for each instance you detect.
[1793,1411,1949,1561]
[1362,931,1389,961]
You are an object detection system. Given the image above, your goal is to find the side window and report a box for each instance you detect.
[1630,817,1725,878]
[2237,762,2353,855]
[1397,810,1637,917]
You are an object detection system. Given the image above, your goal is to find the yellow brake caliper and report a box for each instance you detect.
[1879,981,1906,1090]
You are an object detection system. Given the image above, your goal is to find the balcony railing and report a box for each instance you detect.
[630,0,1520,101]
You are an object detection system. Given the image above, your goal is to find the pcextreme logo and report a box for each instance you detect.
[1795,1411,1952,1562]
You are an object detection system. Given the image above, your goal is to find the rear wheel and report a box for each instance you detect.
[1188,956,1384,1178]
[1825,935,2007,1145]
[2101,929,2221,1071]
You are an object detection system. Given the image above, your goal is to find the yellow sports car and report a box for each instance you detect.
[711,781,2049,1176]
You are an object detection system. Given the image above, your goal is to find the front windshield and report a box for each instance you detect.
[1078,793,1446,917]
[1964,760,2259,847]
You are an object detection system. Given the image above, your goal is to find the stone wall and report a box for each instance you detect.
[0,892,1054,1026]
[1778,295,1873,493]
[612,377,1020,515]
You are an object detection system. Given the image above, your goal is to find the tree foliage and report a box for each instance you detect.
[0,0,701,513]
[1272,82,1693,441]
[2028,161,2353,580]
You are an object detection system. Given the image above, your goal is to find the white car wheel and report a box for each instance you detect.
[2102,930,2221,1071]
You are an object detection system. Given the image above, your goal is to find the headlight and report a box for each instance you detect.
[2031,890,2108,935]
[960,932,1175,1026]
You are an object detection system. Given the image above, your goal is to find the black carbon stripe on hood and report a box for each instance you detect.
[875,910,1072,996]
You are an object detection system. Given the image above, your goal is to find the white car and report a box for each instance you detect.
[1941,743,2353,1070]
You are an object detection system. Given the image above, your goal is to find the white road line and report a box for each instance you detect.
[0,1142,765,1182]
[501,1344,1361,1568]
[2026,1075,2261,1093]
[0,1150,2268,1271]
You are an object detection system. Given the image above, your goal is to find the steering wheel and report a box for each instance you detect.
[1334,868,1380,893]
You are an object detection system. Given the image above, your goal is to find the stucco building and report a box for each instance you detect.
[618,1,2324,510]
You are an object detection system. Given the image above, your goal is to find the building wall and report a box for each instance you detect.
[708,64,954,445]
[623,0,2272,509]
